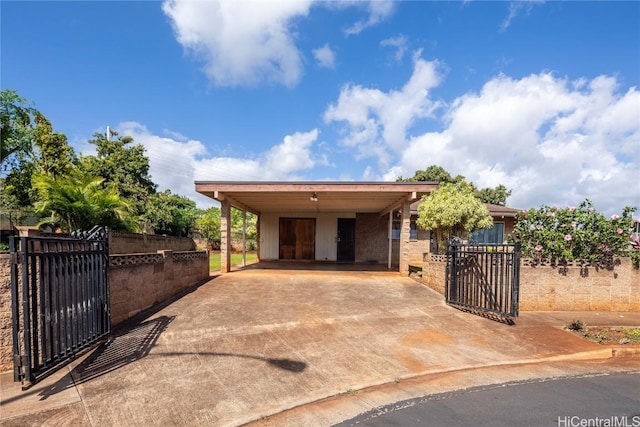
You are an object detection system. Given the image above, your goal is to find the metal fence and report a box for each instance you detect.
[445,243,521,320]
[10,227,110,387]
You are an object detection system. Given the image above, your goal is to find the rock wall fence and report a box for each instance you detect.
[0,249,209,373]
[421,254,639,312]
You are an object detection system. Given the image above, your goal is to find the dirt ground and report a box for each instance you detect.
[567,325,640,345]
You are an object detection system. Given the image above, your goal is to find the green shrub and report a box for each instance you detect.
[509,199,637,264]
[566,320,585,331]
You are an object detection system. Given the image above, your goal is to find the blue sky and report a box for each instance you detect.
[2,1,639,214]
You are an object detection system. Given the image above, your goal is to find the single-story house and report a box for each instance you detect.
[195,181,520,275]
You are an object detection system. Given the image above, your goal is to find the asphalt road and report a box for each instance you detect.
[335,372,640,427]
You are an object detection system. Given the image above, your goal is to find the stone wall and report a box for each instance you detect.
[519,258,640,311]
[109,250,210,325]
[109,231,196,254]
[422,254,640,312]
[0,250,209,373]
[421,253,447,295]
[0,254,12,372]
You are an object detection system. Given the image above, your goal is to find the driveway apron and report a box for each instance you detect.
[1,265,610,426]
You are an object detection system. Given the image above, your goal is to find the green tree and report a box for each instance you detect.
[0,89,39,167]
[475,184,513,206]
[398,165,465,185]
[80,131,156,216]
[399,165,513,206]
[1,91,78,213]
[32,114,77,177]
[142,190,198,236]
[416,182,493,253]
[33,173,136,232]
[195,207,221,247]
[230,208,257,244]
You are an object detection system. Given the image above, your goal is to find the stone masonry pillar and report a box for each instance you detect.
[220,199,231,274]
[399,199,411,276]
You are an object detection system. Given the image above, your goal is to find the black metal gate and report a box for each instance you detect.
[445,242,521,321]
[10,226,110,388]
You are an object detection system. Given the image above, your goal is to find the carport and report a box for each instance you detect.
[194,181,437,274]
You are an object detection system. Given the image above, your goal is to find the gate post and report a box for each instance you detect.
[9,236,22,382]
[446,242,458,303]
[511,243,521,317]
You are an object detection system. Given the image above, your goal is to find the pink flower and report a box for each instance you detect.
[617,228,624,234]
[551,205,558,211]
[546,211,554,217]
[564,234,572,241]
[588,207,594,212]
[535,224,543,230]
[534,245,543,251]
[568,206,576,211]
[571,221,577,228]
[611,214,620,220]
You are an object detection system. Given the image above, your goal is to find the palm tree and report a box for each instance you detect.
[33,173,137,232]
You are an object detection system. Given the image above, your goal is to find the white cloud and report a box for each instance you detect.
[162,0,396,87]
[114,122,213,207]
[500,1,544,32]
[386,72,639,215]
[110,123,321,208]
[313,44,336,69]
[380,35,408,61]
[162,0,312,87]
[324,53,442,166]
[343,0,396,35]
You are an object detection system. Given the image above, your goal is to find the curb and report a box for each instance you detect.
[242,348,638,426]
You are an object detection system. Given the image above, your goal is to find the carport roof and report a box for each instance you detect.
[195,181,438,215]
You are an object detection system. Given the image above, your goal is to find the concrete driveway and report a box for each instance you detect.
[1,264,634,426]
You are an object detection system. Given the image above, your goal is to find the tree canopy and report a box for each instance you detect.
[398,165,513,206]
[1,90,202,236]
[416,182,493,253]
[33,173,136,232]
[141,190,198,237]
[80,131,157,216]
[1,90,39,167]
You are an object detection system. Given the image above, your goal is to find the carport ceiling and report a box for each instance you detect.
[195,182,438,215]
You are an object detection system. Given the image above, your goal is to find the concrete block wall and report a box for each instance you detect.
[422,254,640,312]
[0,254,12,372]
[0,250,209,373]
[109,231,196,254]
[109,251,210,325]
[421,254,447,295]
[519,258,640,311]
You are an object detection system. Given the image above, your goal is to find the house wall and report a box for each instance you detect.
[406,228,431,265]
[355,213,390,263]
[259,212,355,261]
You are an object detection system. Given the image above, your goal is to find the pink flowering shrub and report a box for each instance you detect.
[510,199,638,263]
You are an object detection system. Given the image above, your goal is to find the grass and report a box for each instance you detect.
[209,252,258,271]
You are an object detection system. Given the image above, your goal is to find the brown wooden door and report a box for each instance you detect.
[279,218,296,259]
[337,218,355,262]
[279,218,315,260]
